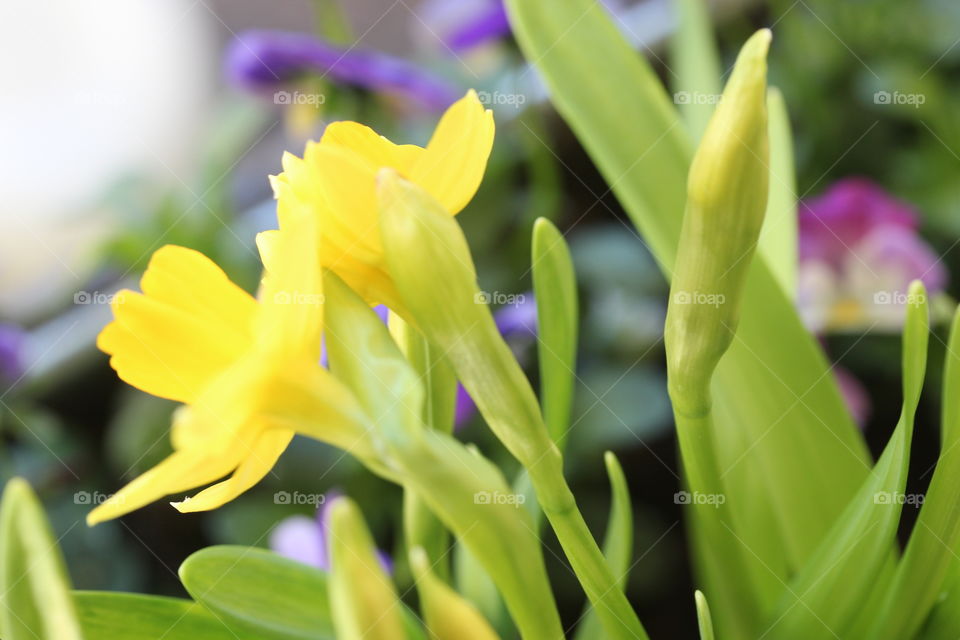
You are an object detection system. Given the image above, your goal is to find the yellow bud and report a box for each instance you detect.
[665,29,772,415]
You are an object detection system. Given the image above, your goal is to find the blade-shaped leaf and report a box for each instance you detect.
[758,87,798,297]
[765,281,929,639]
[573,452,633,640]
[0,478,83,640]
[670,0,722,142]
[899,306,960,640]
[504,8,872,633]
[532,217,579,452]
[74,591,254,640]
[695,591,715,640]
[179,545,334,639]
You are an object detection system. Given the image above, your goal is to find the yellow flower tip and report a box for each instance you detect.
[908,279,927,300]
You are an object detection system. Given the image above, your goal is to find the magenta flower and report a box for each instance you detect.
[797,178,947,332]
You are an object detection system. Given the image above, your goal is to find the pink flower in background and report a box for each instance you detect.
[798,178,948,428]
[797,178,947,332]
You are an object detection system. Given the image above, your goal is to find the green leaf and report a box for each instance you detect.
[179,545,335,639]
[323,272,565,640]
[507,12,870,637]
[0,478,83,640]
[505,9,872,634]
[694,591,715,640]
[758,87,798,297]
[765,281,929,639]
[532,217,579,451]
[74,591,254,640]
[897,306,960,640]
[573,452,633,640]
[670,0,722,142]
[327,498,407,640]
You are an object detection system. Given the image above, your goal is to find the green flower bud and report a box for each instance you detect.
[665,29,772,415]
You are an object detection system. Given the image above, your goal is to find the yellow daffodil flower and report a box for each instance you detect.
[88,211,371,525]
[270,90,494,309]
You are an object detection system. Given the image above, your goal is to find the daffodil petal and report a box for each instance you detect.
[86,447,244,525]
[321,121,424,172]
[141,245,257,332]
[97,290,248,403]
[410,90,495,214]
[172,427,295,513]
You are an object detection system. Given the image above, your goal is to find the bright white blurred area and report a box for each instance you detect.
[0,0,216,320]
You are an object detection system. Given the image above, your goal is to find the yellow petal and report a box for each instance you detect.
[97,290,249,404]
[409,90,495,214]
[255,209,324,357]
[86,446,244,525]
[320,121,424,172]
[141,245,257,331]
[172,427,294,513]
[97,246,256,403]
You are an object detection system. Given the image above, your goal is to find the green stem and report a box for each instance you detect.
[673,406,759,637]
[527,447,648,640]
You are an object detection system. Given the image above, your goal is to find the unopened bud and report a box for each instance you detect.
[665,29,772,414]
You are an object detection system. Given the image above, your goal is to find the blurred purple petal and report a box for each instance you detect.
[0,325,25,384]
[799,177,917,267]
[269,515,327,569]
[447,2,510,51]
[797,178,947,332]
[226,30,460,111]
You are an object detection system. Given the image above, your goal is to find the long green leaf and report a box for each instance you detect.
[532,217,579,451]
[866,305,960,638]
[694,591,715,640]
[179,545,334,639]
[74,592,254,640]
[758,86,798,297]
[573,452,633,640]
[0,478,83,640]
[504,9,871,629]
[765,281,929,639]
[670,0,722,142]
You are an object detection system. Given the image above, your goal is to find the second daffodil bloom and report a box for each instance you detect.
[270,90,494,309]
[88,211,372,525]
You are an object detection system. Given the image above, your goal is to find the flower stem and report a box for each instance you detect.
[527,446,649,640]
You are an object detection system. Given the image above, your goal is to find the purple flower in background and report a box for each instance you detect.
[797,178,947,332]
[417,0,623,52]
[225,30,460,112]
[0,325,25,385]
[270,492,392,573]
